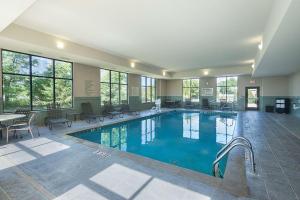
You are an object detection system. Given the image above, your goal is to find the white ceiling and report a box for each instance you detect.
[253,0,300,77]
[0,0,37,32]
[14,0,274,72]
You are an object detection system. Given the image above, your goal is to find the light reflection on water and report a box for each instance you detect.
[71,111,236,176]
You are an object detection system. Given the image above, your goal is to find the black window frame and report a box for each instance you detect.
[216,76,238,103]
[141,76,156,103]
[1,49,73,111]
[182,79,200,102]
[100,69,128,105]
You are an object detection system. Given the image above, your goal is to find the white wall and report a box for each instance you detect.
[261,76,289,96]
[289,71,300,96]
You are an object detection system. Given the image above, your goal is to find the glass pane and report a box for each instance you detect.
[147,77,151,86]
[32,56,53,77]
[55,60,72,79]
[141,87,146,103]
[100,69,110,82]
[2,51,30,74]
[227,76,238,87]
[190,87,199,102]
[152,78,155,86]
[111,71,119,83]
[120,73,127,84]
[183,88,190,101]
[141,77,146,86]
[190,79,199,87]
[146,86,151,102]
[111,84,120,104]
[3,75,30,111]
[120,85,127,102]
[217,77,226,87]
[55,79,72,108]
[151,86,156,102]
[32,77,54,109]
[226,87,237,102]
[100,83,110,105]
[183,80,190,87]
[216,87,226,102]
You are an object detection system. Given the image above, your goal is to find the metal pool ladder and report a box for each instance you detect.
[212,136,256,177]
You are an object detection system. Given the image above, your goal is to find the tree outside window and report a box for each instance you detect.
[182,79,200,102]
[141,76,156,103]
[100,69,128,105]
[2,50,73,111]
[216,76,238,102]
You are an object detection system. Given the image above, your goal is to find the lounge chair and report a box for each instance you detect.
[47,104,72,130]
[81,102,104,123]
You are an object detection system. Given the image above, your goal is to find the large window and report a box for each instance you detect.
[100,69,128,105]
[216,76,238,102]
[2,50,73,111]
[141,76,156,103]
[182,79,200,102]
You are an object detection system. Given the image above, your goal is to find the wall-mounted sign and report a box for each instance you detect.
[201,88,213,96]
[85,80,96,96]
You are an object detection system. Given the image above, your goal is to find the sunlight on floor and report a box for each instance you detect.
[0,137,70,171]
[90,163,151,199]
[54,184,108,200]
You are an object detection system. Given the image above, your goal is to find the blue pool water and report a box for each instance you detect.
[69,111,236,176]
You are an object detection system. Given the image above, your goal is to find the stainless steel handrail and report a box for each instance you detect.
[213,142,256,177]
[216,136,252,158]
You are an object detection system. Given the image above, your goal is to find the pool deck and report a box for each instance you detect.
[0,109,299,200]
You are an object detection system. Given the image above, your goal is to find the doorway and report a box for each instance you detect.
[245,87,260,110]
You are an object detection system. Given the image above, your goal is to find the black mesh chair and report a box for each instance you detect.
[81,102,104,123]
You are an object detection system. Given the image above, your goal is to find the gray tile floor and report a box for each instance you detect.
[243,112,300,200]
[0,110,299,200]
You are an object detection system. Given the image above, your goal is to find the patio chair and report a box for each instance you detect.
[202,98,210,110]
[81,102,104,123]
[47,104,72,130]
[7,112,39,143]
[184,99,194,109]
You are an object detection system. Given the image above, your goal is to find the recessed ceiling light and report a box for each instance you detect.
[56,41,64,49]
[204,71,208,76]
[130,62,135,68]
[252,64,255,69]
[258,41,263,50]
[163,71,166,76]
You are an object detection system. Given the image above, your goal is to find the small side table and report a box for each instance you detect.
[66,112,81,121]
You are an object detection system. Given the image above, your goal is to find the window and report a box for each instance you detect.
[100,69,128,105]
[141,76,156,103]
[2,50,73,111]
[182,79,200,102]
[216,76,238,102]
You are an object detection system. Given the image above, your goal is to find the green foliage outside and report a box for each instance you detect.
[100,69,128,105]
[2,50,72,111]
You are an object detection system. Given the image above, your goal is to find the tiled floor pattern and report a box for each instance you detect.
[0,110,299,200]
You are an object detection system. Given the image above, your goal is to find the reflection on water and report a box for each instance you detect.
[71,112,236,175]
[183,113,200,139]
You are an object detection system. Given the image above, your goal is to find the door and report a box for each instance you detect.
[245,87,260,110]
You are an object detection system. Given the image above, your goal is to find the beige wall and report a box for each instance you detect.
[73,63,100,97]
[261,76,289,96]
[128,73,141,96]
[289,71,300,96]
[238,75,262,97]
[166,80,182,96]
